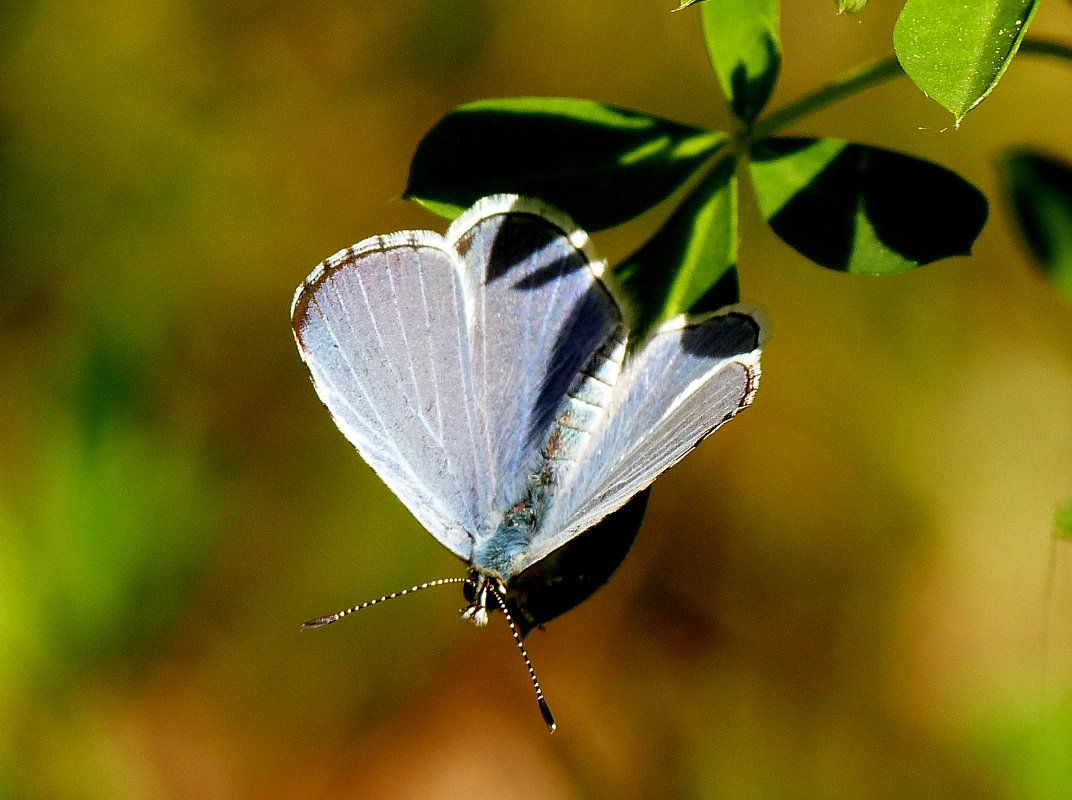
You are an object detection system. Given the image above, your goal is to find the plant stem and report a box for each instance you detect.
[753,38,1072,141]
[752,56,903,140]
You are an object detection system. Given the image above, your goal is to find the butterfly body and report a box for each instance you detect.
[472,501,538,582]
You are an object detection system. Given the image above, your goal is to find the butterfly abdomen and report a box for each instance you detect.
[474,326,628,579]
[541,326,626,467]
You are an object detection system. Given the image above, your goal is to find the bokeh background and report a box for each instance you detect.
[3,1,1072,797]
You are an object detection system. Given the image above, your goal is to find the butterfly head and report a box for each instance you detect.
[460,569,507,628]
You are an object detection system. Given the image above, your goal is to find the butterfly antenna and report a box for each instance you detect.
[486,581,557,733]
[300,577,469,630]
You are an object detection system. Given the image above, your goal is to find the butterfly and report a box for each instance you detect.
[292,194,765,730]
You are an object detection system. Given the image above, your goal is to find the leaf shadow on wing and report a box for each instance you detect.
[507,255,586,291]
[483,221,624,470]
[678,309,762,360]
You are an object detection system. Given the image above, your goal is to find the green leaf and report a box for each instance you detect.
[836,0,868,13]
[893,0,1039,122]
[700,0,781,125]
[1004,151,1072,299]
[405,97,725,232]
[749,137,988,273]
[616,156,739,340]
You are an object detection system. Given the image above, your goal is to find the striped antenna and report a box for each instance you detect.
[300,577,469,630]
[485,581,557,733]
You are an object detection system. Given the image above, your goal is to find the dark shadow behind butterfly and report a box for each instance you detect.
[499,489,649,638]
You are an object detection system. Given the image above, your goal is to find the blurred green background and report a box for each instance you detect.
[3,1,1072,797]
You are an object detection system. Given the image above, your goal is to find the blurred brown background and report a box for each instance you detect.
[2,1,1072,797]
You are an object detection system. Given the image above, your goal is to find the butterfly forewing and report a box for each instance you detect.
[292,232,488,560]
[449,198,624,522]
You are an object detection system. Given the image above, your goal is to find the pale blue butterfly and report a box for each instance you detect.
[292,195,765,730]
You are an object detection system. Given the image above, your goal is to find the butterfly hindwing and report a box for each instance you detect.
[515,308,764,574]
